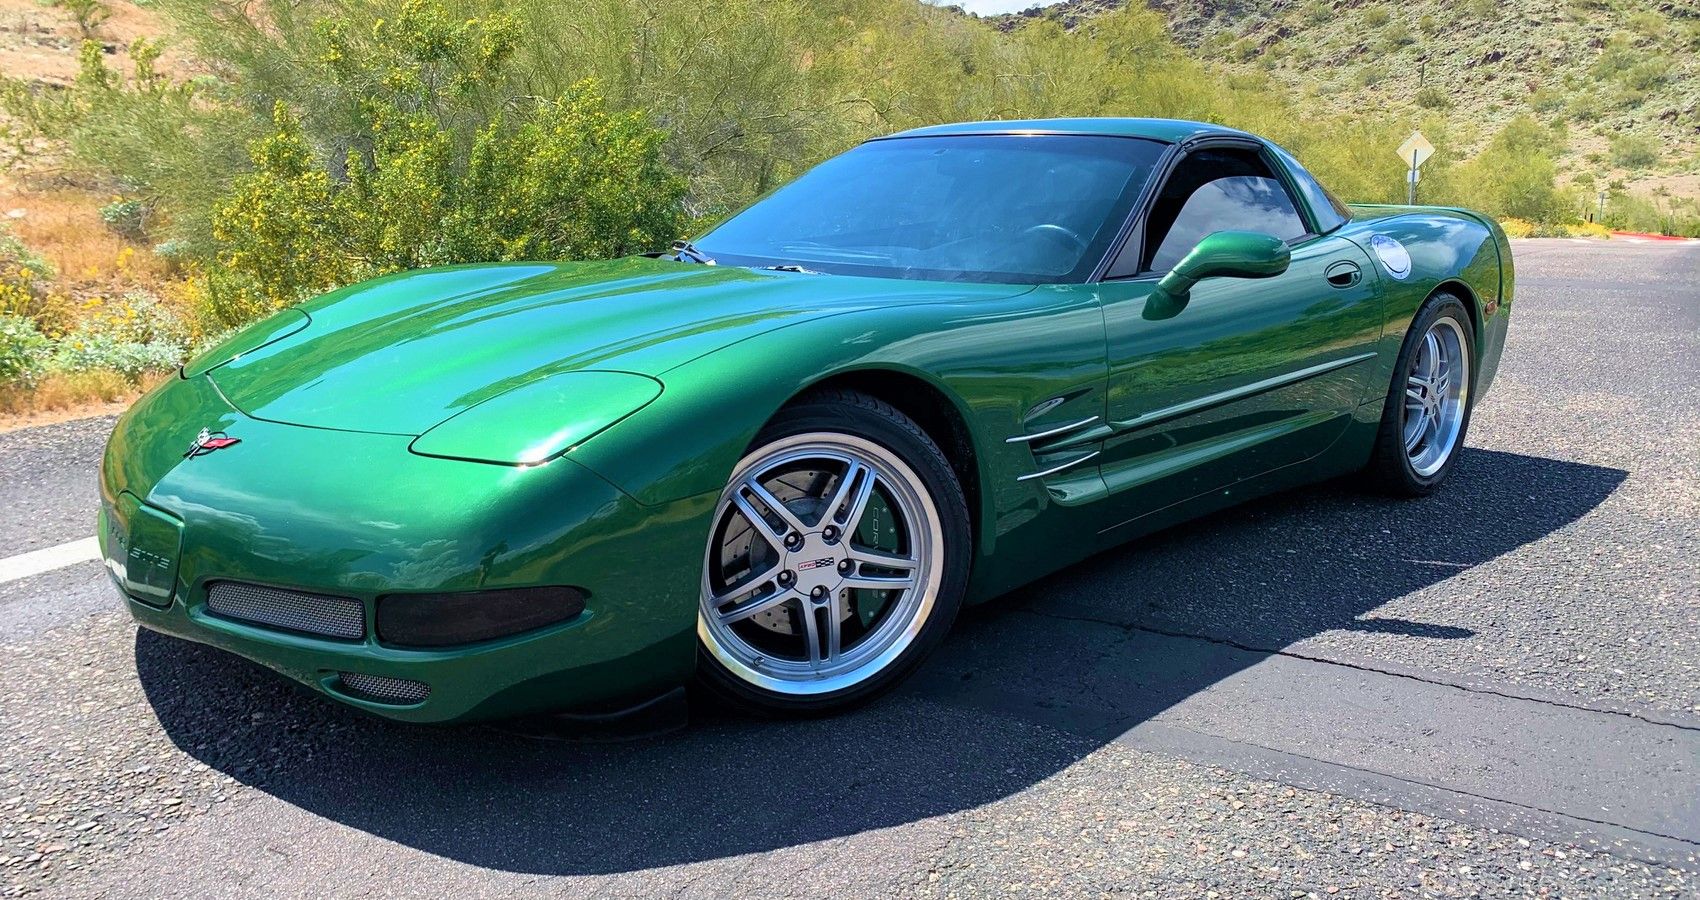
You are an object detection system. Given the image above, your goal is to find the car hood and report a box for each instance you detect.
[206,256,1027,435]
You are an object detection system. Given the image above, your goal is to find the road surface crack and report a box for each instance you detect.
[1013,607,1700,734]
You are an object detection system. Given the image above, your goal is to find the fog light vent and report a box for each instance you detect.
[206,581,364,640]
[376,586,585,647]
[338,672,431,705]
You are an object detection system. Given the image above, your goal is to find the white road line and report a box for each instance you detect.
[0,536,102,585]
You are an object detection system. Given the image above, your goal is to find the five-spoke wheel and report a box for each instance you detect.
[696,391,969,713]
[1369,291,1477,495]
[1402,316,1470,478]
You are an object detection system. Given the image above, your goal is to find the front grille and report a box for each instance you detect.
[205,581,365,640]
[338,672,431,705]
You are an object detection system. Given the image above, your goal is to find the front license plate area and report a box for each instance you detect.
[106,492,183,608]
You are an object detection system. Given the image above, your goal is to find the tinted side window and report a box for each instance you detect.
[1143,148,1308,273]
[1272,145,1349,234]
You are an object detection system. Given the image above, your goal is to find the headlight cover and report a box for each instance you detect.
[408,370,662,465]
[182,308,310,378]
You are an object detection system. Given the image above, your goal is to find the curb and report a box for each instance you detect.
[1610,230,1694,242]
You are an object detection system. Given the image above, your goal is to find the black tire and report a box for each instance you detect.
[694,389,972,716]
[1365,291,1477,497]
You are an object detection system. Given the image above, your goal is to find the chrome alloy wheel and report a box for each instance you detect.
[699,432,944,696]
[1403,316,1471,478]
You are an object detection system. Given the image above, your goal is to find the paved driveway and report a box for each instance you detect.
[1,238,1695,897]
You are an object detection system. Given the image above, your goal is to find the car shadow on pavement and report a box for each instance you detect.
[134,447,1626,875]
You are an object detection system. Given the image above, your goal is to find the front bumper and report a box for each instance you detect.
[101,373,713,723]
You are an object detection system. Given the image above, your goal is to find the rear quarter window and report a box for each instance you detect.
[1272,146,1350,234]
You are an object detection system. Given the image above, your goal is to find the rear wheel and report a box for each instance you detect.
[695,391,969,715]
[1366,292,1475,496]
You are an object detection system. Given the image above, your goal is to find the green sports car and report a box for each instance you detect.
[101,118,1512,722]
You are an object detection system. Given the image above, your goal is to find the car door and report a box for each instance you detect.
[1092,141,1384,525]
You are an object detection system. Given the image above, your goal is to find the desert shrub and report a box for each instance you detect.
[100,199,148,240]
[1415,87,1453,109]
[1619,57,1672,92]
[1604,193,1700,238]
[0,226,54,320]
[1498,218,1536,238]
[45,328,183,381]
[1529,88,1564,114]
[1,39,257,256]
[53,0,109,37]
[80,290,192,347]
[0,314,52,387]
[1627,11,1667,39]
[1362,6,1391,28]
[206,84,686,321]
[1381,21,1414,48]
[1357,65,1387,88]
[1569,91,1605,121]
[1450,116,1572,223]
[1589,34,1639,80]
[1610,133,1660,169]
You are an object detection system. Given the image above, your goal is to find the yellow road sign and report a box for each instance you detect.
[1397,131,1435,169]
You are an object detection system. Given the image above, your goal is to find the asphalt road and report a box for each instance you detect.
[1,238,1696,897]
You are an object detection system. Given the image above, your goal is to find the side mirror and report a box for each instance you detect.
[1148,231,1292,319]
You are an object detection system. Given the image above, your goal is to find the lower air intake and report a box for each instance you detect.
[205,581,365,640]
[338,672,431,705]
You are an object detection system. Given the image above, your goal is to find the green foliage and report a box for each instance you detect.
[1528,88,1564,114]
[1449,115,1572,222]
[0,38,258,255]
[199,3,689,322]
[0,225,53,320]
[1414,86,1452,109]
[1603,192,1700,238]
[0,314,51,388]
[1610,133,1660,169]
[8,0,1693,339]
[45,328,184,380]
[1569,91,1605,121]
[53,0,110,38]
[100,199,148,240]
[1381,21,1415,49]
[1619,57,1672,92]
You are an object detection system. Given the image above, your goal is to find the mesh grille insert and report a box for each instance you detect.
[205,581,365,640]
[338,672,431,705]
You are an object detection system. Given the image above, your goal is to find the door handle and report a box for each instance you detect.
[1325,260,1362,288]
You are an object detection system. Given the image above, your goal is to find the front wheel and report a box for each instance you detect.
[695,390,970,715]
[1365,292,1476,496]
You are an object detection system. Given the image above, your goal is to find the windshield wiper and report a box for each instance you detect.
[760,264,823,275]
[670,240,716,265]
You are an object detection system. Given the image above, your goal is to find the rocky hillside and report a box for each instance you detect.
[981,0,1700,180]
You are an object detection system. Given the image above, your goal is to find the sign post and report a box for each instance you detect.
[1396,130,1435,205]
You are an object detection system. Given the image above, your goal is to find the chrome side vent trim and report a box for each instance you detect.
[1005,415,1101,444]
[1016,450,1101,482]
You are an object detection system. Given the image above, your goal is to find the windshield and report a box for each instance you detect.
[695,134,1166,284]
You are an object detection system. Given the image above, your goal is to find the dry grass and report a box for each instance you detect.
[0,368,160,427]
[1,187,172,286]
